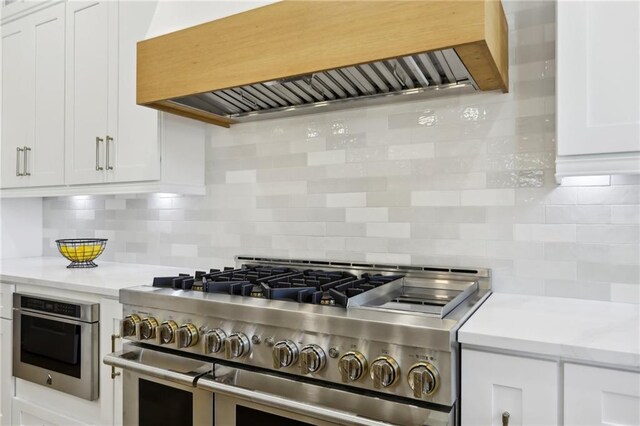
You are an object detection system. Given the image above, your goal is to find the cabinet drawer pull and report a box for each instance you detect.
[95,137,104,171]
[106,135,114,170]
[111,333,121,379]
[502,411,510,426]
[23,146,31,176]
[16,147,24,176]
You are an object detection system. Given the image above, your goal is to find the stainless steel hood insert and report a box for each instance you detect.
[171,48,477,122]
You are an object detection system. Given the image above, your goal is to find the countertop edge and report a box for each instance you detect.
[1,273,123,298]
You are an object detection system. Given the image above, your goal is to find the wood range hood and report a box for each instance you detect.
[137,1,509,128]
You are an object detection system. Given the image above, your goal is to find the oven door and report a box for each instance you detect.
[104,344,213,426]
[13,309,98,400]
[198,365,455,426]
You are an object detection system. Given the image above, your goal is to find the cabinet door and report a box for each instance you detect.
[461,349,559,426]
[11,398,88,426]
[557,1,640,156]
[26,2,65,187]
[65,1,117,185]
[565,363,640,426]
[0,319,12,426]
[108,0,160,184]
[98,298,123,426]
[1,18,29,189]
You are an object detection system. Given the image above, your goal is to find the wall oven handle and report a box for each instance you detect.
[103,351,210,388]
[196,376,392,426]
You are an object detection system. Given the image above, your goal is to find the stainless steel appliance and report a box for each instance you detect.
[13,293,100,400]
[105,256,491,425]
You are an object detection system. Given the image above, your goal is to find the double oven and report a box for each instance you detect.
[105,342,449,426]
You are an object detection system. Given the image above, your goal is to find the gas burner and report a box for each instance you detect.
[152,265,404,308]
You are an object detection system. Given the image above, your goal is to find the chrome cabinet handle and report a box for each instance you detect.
[16,147,24,176]
[23,146,31,176]
[106,135,113,170]
[95,137,104,171]
[502,411,510,426]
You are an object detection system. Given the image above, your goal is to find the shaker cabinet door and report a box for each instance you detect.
[0,2,65,189]
[65,1,117,185]
[27,2,65,187]
[1,19,29,189]
[565,363,640,426]
[108,0,160,184]
[461,349,559,426]
[557,0,640,156]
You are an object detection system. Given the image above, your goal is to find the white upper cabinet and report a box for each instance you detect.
[65,1,117,185]
[556,0,640,180]
[1,2,65,189]
[110,0,160,184]
[0,0,205,197]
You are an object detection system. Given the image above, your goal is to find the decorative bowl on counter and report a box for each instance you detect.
[56,238,108,268]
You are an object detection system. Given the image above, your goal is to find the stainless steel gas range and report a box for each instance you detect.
[104,256,491,426]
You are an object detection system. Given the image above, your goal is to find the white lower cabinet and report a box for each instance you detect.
[564,363,640,426]
[0,318,12,426]
[11,398,87,426]
[461,349,559,426]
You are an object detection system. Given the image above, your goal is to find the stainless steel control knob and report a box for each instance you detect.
[407,362,440,398]
[120,314,141,337]
[156,320,178,345]
[225,332,250,359]
[202,328,226,354]
[370,356,400,388]
[176,323,199,348]
[139,317,158,340]
[338,351,368,383]
[272,340,299,369]
[299,344,326,374]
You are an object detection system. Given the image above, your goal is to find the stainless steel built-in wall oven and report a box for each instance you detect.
[13,293,99,400]
[106,343,449,426]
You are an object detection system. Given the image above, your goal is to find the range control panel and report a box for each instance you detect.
[120,306,455,406]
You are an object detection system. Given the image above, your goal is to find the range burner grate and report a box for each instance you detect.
[152,266,403,308]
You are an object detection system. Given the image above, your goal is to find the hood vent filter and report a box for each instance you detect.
[171,48,476,122]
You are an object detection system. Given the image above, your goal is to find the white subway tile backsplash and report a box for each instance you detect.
[366,223,410,239]
[345,208,388,223]
[411,191,460,206]
[41,1,640,303]
[308,150,346,166]
[225,169,257,183]
[577,225,640,244]
[514,224,576,242]
[461,189,515,206]
[611,206,640,224]
[388,143,435,160]
[515,259,577,280]
[326,192,367,208]
[545,205,611,224]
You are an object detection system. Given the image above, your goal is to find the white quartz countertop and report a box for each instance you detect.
[459,293,640,369]
[0,257,189,298]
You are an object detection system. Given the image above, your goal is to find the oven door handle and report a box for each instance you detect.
[103,351,211,388]
[196,376,393,426]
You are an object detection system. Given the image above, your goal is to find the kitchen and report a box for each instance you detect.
[0,0,638,425]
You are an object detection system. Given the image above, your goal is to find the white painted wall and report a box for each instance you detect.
[0,197,42,259]
[146,0,276,38]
